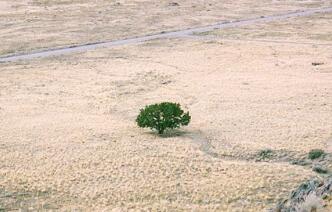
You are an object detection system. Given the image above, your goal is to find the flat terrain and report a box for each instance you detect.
[0,0,331,56]
[1,1,332,211]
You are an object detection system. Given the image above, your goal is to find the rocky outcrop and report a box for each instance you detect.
[275,176,332,212]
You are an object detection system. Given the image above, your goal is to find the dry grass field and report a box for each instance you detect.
[0,0,332,211]
[0,0,331,56]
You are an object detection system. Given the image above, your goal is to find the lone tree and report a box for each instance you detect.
[136,102,191,134]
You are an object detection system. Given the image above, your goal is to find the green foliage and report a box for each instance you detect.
[136,102,191,134]
[258,149,274,160]
[308,149,325,160]
[312,165,328,174]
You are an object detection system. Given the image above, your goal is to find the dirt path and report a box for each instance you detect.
[1,6,331,63]
[185,131,219,158]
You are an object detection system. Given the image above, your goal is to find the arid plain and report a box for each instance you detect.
[1,0,332,211]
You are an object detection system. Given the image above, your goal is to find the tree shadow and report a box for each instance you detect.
[145,129,187,138]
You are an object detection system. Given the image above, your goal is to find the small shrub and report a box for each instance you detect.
[312,165,328,174]
[258,149,274,160]
[291,159,311,166]
[308,149,325,160]
[136,102,191,134]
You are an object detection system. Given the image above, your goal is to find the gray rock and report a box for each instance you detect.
[275,176,332,211]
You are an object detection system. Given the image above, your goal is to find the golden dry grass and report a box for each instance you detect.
[0,1,332,211]
[0,0,331,55]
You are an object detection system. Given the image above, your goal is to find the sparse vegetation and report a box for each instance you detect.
[257,149,274,160]
[136,102,191,134]
[308,149,325,160]
[312,165,328,174]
